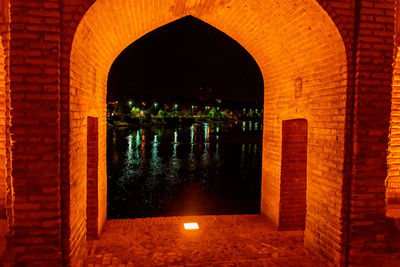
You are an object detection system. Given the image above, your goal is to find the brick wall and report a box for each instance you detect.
[388,1,400,208]
[0,0,10,232]
[347,0,398,265]
[258,2,348,264]
[280,119,308,230]
[60,0,96,265]
[0,19,6,219]
[389,48,400,206]
[8,0,62,265]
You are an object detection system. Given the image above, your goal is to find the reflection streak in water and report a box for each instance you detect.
[189,125,195,170]
[148,134,160,187]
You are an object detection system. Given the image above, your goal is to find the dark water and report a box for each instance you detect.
[107,121,262,219]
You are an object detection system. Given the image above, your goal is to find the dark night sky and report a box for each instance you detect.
[107,16,263,105]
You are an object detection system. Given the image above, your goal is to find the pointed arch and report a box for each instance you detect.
[66,0,347,265]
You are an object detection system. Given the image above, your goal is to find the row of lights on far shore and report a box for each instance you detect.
[129,101,213,110]
[126,101,259,112]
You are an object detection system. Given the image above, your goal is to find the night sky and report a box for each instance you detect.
[107,16,263,105]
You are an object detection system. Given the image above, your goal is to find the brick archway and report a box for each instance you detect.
[66,0,347,265]
[0,0,397,265]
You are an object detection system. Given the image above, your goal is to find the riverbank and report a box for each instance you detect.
[107,117,262,128]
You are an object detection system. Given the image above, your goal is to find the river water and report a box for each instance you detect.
[107,121,262,219]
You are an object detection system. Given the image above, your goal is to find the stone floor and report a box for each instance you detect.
[87,215,314,266]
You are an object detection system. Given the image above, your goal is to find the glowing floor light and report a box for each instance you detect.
[184,222,199,230]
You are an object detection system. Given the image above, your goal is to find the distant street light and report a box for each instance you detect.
[129,101,132,108]
[154,103,158,109]
[174,104,178,110]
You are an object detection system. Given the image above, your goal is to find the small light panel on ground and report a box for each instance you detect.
[184,222,199,230]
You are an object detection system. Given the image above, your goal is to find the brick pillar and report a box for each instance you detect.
[2,3,12,238]
[388,48,400,207]
[8,0,62,264]
[348,0,398,265]
[388,0,400,208]
[0,0,9,221]
[280,119,308,230]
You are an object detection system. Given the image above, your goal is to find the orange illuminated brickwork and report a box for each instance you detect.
[68,1,348,265]
[0,34,5,220]
[389,48,400,208]
[346,2,399,265]
[0,0,9,230]
[0,0,398,266]
[6,0,61,264]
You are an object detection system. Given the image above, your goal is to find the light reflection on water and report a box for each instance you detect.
[107,121,262,219]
